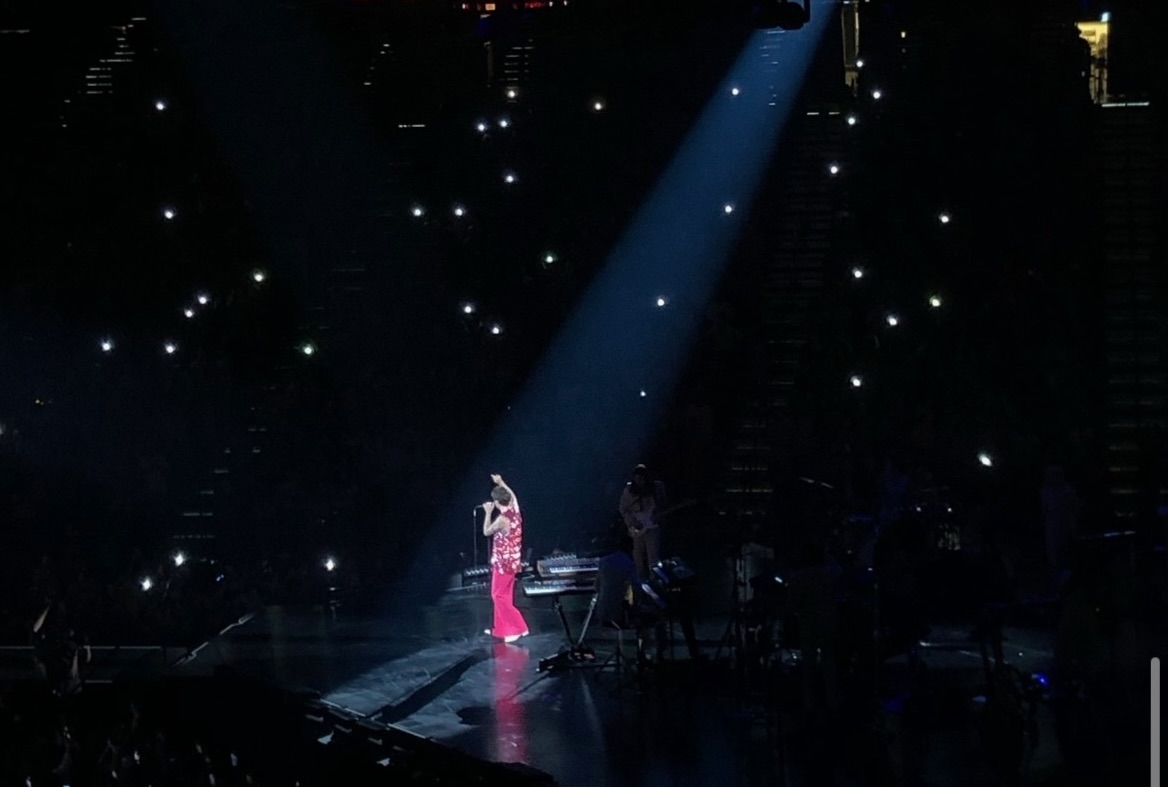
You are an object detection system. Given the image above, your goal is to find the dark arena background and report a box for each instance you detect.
[1,0,1164,785]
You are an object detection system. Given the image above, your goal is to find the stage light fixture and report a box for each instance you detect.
[100,338,114,353]
[173,552,186,567]
[731,87,741,96]
[252,269,266,283]
[885,314,899,327]
[723,203,735,214]
[163,341,177,355]
[639,389,647,398]
[154,99,167,111]
[978,452,993,467]
[850,375,863,388]
[929,295,942,308]
[140,577,153,591]
[753,0,810,30]
[846,114,858,126]
[655,296,667,307]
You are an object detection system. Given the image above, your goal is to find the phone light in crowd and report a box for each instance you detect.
[929,294,943,308]
[506,88,518,99]
[140,577,153,591]
[639,389,647,398]
[828,163,840,175]
[475,121,488,133]
[252,269,266,283]
[162,207,176,220]
[731,87,741,96]
[489,323,503,336]
[497,117,510,129]
[851,266,865,279]
[939,212,951,224]
[1100,11,1110,22]
[543,252,557,265]
[885,314,899,327]
[846,114,857,126]
[100,338,114,353]
[453,204,466,217]
[173,552,186,567]
[411,204,425,218]
[183,307,195,319]
[723,203,735,214]
[503,171,517,184]
[850,375,863,388]
[978,452,993,468]
[154,99,167,111]
[301,342,316,356]
[900,30,907,39]
[461,301,476,315]
[163,341,177,355]
[871,89,883,100]
[856,59,865,68]
[324,557,336,572]
[655,296,668,307]
[592,100,605,111]
[196,293,210,306]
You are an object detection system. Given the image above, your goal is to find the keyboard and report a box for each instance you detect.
[535,553,599,579]
[521,577,596,598]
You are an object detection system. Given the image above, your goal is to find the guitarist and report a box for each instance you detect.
[618,464,667,579]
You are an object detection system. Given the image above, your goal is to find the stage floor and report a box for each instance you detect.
[168,590,1062,787]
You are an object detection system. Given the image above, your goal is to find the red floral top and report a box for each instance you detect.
[491,507,523,575]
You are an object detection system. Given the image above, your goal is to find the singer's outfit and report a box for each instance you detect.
[489,507,528,639]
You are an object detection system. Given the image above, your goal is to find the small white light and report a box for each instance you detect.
[886,314,899,327]
[939,212,951,224]
[856,59,865,69]
[173,552,186,567]
[490,323,502,335]
[324,557,336,572]
[900,30,907,39]
[850,375,863,388]
[506,88,518,99]
[301,343,316,356]
[453,205,466,217]
[655,296,667,307]
[1100,11,1110,22]
[164,342,177,355]
[978,452,993,468]
[503,171,516,184]
[183,308,195,319]
[544,252,556,264]
[140,577,153,591]
[851,267,864,279]
[154,99,167,111]
[593,100,604,111]
[100,339,114,353]
[252,269,266,283]
[829,163,840,175]
[162,207,176,220]
[498,117,510,128]
[462,302,476,315]
[411,205,424,217]
[475,121,488,133]
[846,114,858,126]
[723,203,734,214]
[639,389,647,398]
[731,87,740,96]
[871,89,883,100]
[929,295,942,308]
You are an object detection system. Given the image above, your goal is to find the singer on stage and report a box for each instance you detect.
[481,474,529,643]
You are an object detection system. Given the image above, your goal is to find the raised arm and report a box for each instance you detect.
[490,474,519,515]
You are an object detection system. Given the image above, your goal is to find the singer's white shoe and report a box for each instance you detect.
[503,634,521,643]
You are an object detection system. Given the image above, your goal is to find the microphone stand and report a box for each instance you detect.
[472,508,479,568]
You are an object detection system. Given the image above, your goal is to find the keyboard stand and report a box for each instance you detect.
[538,594,599,673]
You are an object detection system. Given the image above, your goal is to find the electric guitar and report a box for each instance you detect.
[626,499,697,538]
